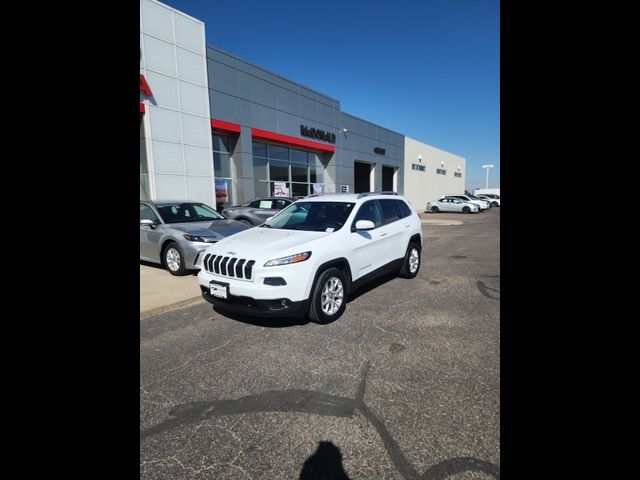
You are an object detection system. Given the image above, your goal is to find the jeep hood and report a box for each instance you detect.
[210,227,329,258]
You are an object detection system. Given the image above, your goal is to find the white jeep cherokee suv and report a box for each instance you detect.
[197,193,423,324]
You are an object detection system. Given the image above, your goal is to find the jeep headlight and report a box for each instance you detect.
[264,251,312,267]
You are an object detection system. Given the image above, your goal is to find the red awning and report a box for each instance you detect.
[210,119,241,134]
[251,128,336,153]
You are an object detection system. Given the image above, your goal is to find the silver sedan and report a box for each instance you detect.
[427,197,479,214]
[140,200,250,275]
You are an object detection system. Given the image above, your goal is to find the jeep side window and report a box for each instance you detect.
[353,200,382,228]
[378,199,402,225]
[396,200,412,218]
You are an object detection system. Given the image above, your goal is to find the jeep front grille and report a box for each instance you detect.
[203,254,256,280]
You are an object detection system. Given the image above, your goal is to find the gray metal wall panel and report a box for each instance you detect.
[276,87,299,114]
[318,102,335,128]
[275,110,301,136]
[298,87,317,101]
[248,77,276,108]
[207,61,238,96]
[366,122,377,140]
[210,90,241,123]
[317,94,336,108]
[234,125,256,203]
[236,62,266,81]
[353,133,366,153]
[299,95,318,122]
[206,46,238,69]
[339,114,353,134]
[264,72,297,92]
[250,103,277,131]
[237,71,250,99]
[239,99,252,127]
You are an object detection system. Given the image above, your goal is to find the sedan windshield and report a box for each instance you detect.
[156,203,225,224]
[261,201,355,232]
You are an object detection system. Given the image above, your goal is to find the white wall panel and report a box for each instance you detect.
[174,13,203,54]
[178,80,208,116]
[152,140,184,175]
[176,47,206,86]
[143,35,176,77]
[184,145,211,176]
[141,0,174,43]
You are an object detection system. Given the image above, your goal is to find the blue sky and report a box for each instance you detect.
[160,0,500,191]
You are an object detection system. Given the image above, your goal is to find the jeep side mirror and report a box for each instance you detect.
[354,220,375,231]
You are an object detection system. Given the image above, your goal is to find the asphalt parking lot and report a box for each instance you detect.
[140,208,500,479]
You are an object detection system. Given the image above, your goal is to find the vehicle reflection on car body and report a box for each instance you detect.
[222,197,295,226]
[140,200,250,276]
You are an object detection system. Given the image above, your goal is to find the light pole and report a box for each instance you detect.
[482,164,494,190]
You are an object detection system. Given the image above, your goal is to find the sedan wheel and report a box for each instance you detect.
[164,242,188,276]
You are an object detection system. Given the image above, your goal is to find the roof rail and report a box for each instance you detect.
[356,191,398,199]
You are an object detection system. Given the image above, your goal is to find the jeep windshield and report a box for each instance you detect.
[261,201,355,232]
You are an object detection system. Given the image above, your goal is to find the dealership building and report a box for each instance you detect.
[140,0,465,211]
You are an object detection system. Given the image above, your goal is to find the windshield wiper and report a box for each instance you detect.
[260,224,272,228]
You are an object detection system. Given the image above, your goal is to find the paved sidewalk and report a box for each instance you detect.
[140,264,204,319]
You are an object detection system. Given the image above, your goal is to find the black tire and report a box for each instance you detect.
[399,242,421,279]
[309,267,347,324]
[462,206,470,214]
[163,241,188,276]
[431,206,439,213]
[492,201,499,207]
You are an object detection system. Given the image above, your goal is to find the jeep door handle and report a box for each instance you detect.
[379,232,387,237]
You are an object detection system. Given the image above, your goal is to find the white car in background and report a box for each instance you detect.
[477,194,500,207]
[445,195,490,211]
[427,197,479,214]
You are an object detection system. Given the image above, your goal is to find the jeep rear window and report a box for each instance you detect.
[262,202,355,232]
[378,199,402,225]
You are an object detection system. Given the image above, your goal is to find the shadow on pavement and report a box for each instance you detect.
[299,441,350,480]
[140,362,500,479]
[140,260,199,276]
[209,272,401,327]
[212,307,310,328]
[346,271,399,303]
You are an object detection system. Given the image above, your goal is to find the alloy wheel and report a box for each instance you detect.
[321,277,344,316]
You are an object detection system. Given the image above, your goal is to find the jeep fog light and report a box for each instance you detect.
[264,251,311,267]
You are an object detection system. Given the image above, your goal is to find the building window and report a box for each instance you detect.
[213,134,233,210]
[411,163,425,172]
[454,172,462,178]
[436,168,447,175]
[252,142,325,198]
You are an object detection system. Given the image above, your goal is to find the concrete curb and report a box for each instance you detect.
[421,219,464,226]
[140,296,205,320]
